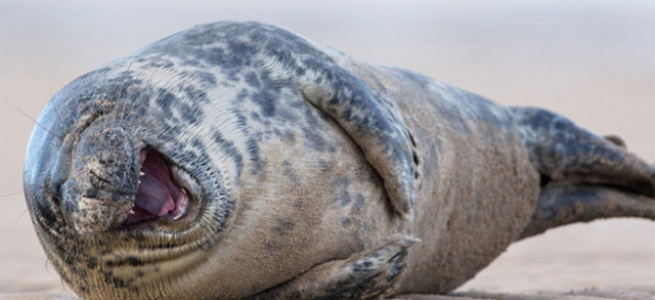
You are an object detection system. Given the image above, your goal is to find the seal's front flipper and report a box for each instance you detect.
[249,237,419,300]
[298,60,417,218]
[511,107,655,238]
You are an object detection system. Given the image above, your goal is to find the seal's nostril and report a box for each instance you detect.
[99,158,115,165]
[90,169,112,185]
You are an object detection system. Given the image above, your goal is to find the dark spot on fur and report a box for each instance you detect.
[126,256,142,266]
[61,250,77,266]
[282,160,299,184]
[246,137,264,173]
[302,127,327,152]
[185,71,217,87]
[184,85,210,104]
[191,138,205,153]
[282,129,296,144]
[178,101,203,124]
[87,258,97,269]
[332,177,352,207]
[155,89,177,116]
[106,256,143,267]
[213,131,244,178]
[272,218,295,236]
[111,276,134,288]
[245,71,260,88]
[341,217,351,227]
[353,194,365,214]
[245,65,298,121]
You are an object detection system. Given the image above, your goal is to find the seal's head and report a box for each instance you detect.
[23,86,234,298]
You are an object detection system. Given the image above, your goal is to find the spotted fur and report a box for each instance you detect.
[23,21,654,300]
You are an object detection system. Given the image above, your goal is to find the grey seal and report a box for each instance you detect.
[23,21,654,300]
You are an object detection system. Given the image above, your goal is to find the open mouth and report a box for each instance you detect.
[123,149,189,225]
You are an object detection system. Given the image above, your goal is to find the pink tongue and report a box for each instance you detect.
[133,150,178,217]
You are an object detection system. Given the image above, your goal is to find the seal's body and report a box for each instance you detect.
[24,22,654,300]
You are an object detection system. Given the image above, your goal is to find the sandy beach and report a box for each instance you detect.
[1,1,653,299]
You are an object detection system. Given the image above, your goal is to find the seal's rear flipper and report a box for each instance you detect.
[510,107,655,238]
[249,237,419,300]
[519,185,655,239]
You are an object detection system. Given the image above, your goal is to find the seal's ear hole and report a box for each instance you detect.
[412,152,420,166]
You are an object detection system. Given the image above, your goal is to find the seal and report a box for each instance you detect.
[23,21,655,300]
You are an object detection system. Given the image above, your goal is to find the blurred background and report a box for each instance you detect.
[1,0,653,297]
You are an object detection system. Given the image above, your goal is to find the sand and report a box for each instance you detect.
[1,1,653,299]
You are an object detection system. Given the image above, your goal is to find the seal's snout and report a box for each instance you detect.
[83,127,139,195]
[61,123,140,234]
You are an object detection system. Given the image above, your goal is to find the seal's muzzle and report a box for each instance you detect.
[61,121,140,234]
